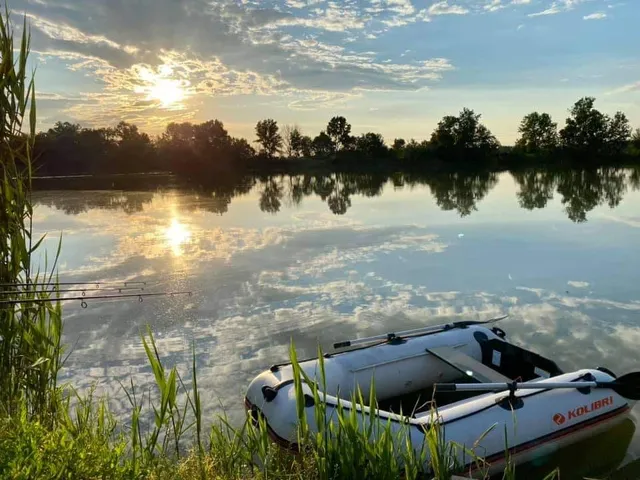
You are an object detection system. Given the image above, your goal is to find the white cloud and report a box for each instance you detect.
[428,1,469,15]
[583,12,607,20]
[484,0,506,12]
[567,281,590,288]
[529,3,562,16]
[272,3,370,32]
[606,81,640,95]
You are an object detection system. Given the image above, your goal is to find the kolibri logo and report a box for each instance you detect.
[552,396,614,426]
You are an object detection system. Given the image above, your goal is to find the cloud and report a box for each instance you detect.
[428,1,470,16]
[529,3,563,16]
[606,81,640,95]
[16,0,464,130]
[484,0,506,12]
[567,281,589,288]
[583,12,607,19]
[529,0,597,17]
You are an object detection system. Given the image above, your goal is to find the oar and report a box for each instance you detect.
[434,372,640,400]
[333,315,508,349]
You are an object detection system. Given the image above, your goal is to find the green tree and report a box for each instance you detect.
[355,132,388,158]
[229,137,255,162]
[632,128,640,148]
[255,119,282,158]
[326,116,353,151]
[311,132,334,157]
[515,112,558,153]
[283,125,304,157]
[392,138,406,151]
[430,108,499,158]
[559,97,631,155]
[300,135,313,157]
[630,128,640,156]
[111,121,154,171]
[193,120,229,152]
[605,112,632,155]
[161,122,195,147]
[392,138,406,160]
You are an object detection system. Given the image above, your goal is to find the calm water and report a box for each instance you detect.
[32,168,640,477]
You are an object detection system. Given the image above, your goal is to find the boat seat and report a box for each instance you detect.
[427,346,511,384]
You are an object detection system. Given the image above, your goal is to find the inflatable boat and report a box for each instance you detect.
[245,317,637,477]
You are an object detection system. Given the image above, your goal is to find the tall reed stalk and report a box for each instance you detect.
[0,7,64,422]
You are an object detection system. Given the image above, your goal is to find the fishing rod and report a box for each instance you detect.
[0,291,192,308]
[0,281,147,288]
[0,287,144,296]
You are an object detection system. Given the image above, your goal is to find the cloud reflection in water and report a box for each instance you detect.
[31,172,640,468]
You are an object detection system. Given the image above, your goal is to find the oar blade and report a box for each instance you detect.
[609,372,640,401]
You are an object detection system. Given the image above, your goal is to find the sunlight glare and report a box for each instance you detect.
[148,78,185,107]
[134,65,189,108]
[164,218,191,256]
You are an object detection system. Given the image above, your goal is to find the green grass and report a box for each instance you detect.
[0,6,566,480]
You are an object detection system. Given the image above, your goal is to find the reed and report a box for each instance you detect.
[0,6,560,479]
[0,5,64,424]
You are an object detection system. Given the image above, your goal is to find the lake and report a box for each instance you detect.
[32,167,640,478]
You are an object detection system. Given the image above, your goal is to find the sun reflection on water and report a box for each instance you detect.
[164,218,191,256]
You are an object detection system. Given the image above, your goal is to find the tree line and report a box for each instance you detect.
[31,96,640,177]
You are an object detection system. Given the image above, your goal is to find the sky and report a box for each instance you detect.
[12,0,640,144]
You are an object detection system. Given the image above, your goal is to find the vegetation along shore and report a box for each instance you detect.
[30,98,640,179]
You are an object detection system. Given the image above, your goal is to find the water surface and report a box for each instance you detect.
[32,168,640,477]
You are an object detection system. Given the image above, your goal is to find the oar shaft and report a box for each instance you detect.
[334,325,441,349]
[333,315,508,349]
[436,381,599,392]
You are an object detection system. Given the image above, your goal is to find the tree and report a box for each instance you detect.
[605,112,632,155]
[559,97,631,155]
[281,124,295,157]
[282,125,304,157]
[229,137,255,162]
[48,121,82,137]
[355,132,388,158]
[255,119,282,158]
[430,108,499,158]
[515,112,558,153]
[193,120,229,153]
[111,121,154,171]
[392,138,406,151]
[161,122,195,147]
[404,139,430,162]
[631,128,640,155]
[311,132,334,157]
[300,135,313,157]
[326,116,353,151]
[632,128,640,148]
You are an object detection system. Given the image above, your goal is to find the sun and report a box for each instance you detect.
[148,78,185,107]
[134,65,188,108]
